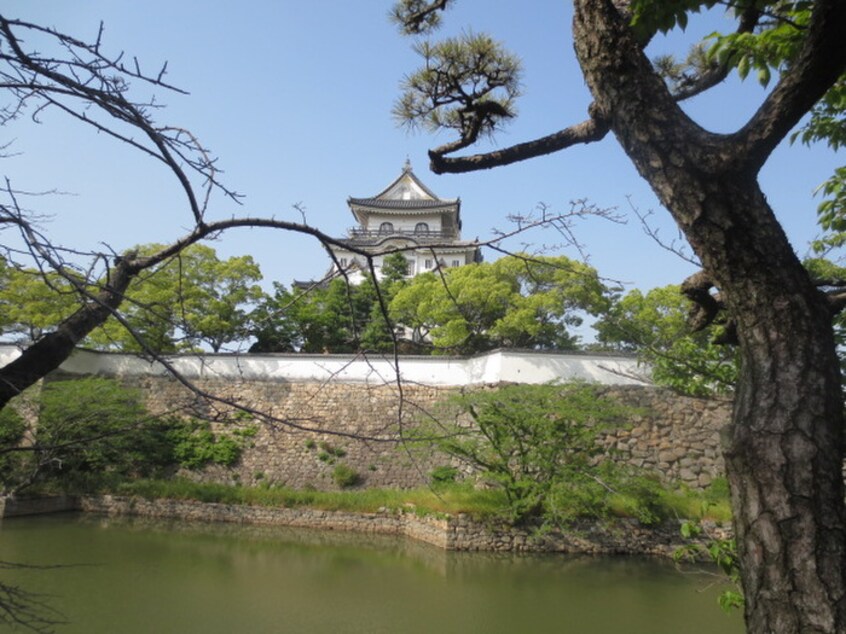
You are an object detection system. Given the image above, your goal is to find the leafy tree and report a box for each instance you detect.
[19,377,177,492]
[358,273,407,353]
[595,285,738,396]
[424,383,646,525]
[0,266,81,343]
[87,244,265,353]
[250,255,410,354]
[248,278,366,353]
[703,6,846,256]
[390,255,610,353]
[177,247,265,352]
[248,282,302,353]
[380,251,411,284]
[392,1,846,630]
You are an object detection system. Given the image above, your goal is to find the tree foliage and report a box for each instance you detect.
[596,285,738,396]
[0,265,81,343]
[11,377,177,493]
[424,383,656,525]
[395,32,521,152]
[390,255,610,354]
[85,244,264,353]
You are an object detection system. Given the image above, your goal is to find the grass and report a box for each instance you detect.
[112,476,732,525]
[605,486,732,524]
[114,478,508,519]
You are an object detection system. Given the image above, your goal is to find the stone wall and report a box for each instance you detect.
[0,494,727,557]
[129,375,731,491]
[594,386,730,489]
[136,376,455,489]
[20,346,732,491]
[76,495,726,557]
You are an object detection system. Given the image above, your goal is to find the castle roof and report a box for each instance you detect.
[347,161,461,224]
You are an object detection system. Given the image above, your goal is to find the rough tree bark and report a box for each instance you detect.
[570,0,846,631]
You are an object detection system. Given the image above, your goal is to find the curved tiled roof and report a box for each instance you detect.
[347,198,458,211]
[348,161,463,229]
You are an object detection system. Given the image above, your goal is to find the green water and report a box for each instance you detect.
[1,513,744,633]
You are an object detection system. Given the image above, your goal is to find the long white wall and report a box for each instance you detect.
[0,344,649,387]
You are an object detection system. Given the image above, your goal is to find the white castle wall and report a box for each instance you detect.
[0,344,648,387]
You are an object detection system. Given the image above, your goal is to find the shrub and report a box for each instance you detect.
[424,382,637,525]
[332,463,361,488]
[6,377,259,492]
[0,405,28,493]
[318,441,346,458]
[32,377,177,490]
[430,465,459,485]
[168,420,255,470]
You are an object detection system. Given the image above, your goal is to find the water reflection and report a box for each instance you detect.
[1,513,744,634]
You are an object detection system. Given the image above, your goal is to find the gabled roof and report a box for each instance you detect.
[348,160,460,215]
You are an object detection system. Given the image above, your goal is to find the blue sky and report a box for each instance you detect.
[2,1,841,296]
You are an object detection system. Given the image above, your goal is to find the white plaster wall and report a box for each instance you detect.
[365,213,442,233]
[0,344,650,387]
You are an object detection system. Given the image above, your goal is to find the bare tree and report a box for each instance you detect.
[391,1,846,632]
[0,16,408,412]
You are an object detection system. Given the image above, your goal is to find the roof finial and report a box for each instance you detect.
[403,156,412,172]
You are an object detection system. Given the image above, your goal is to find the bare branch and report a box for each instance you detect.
[628,197,700,267]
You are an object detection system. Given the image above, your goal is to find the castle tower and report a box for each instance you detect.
[328,161,482,283]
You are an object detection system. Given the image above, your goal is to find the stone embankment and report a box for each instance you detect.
[1,495,730,558]
[135,378,732,492]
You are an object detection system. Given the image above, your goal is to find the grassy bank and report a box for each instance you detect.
[114,478,732,524]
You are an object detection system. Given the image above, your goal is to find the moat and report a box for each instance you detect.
[2,513,745,633]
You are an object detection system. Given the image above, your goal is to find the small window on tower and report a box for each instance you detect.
[452,260,461,268]
[379,222,394,234]
[414,222,429,235]
[424,259,433,269]
[339,258,348,268]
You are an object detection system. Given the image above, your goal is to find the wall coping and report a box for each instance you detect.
[0,344,650,387]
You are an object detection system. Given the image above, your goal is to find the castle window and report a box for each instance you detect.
[379,222,394,235]
[424,259,433,269]
[452,259,461,268]
[414,222,429,235]
[339,258,348,268]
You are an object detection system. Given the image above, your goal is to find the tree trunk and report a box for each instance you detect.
[0,258,137,410]
[699,183,846,633]
[571,1,846,630]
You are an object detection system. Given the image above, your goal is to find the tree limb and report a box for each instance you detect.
[731,0,846,172]
[429,114,609,174]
